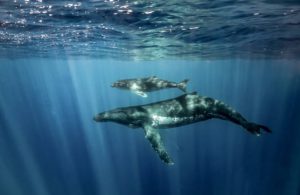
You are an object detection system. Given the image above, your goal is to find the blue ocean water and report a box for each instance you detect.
[1,1,300,195]
[1,59,300,195]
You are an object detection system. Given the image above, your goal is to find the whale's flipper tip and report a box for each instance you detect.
[246,123,272,135]
[259,124,272,133]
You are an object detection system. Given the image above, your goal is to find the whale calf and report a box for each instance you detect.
[93,92,271,165]
[111,76,189,97]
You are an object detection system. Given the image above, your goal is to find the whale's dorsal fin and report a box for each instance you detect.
[143,125,174,165]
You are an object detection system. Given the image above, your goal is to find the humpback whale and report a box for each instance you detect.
[93,92,271,165]
[111,76,189,97]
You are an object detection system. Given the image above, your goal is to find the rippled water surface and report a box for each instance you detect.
[0,0,300,59]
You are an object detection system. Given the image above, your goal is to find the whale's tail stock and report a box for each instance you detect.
[245,122,272,136]
[177,79,189,93]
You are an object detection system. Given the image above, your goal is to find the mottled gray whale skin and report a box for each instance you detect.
[93,92,271,165]
[111,76,189,97]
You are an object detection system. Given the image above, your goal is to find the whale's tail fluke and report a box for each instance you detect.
[245,122,271,136]
[177,79,189,93]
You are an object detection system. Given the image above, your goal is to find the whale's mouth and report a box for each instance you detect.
[93,113,109,122]
[93,115,100,121]
[111,81,122,88]
[111,81,127,88]
[94,111,126,122]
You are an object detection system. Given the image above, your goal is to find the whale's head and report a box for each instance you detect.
[93,108,145,128]
[111,80,128,89]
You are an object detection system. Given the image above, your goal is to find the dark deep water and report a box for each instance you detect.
[0,59,300,195]
[1,0,300,195]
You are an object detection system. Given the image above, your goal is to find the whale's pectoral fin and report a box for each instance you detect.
[143,125,174,165]
[133,90,148,98]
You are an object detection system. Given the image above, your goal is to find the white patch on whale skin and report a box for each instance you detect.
[164,100,183,114]
[186,95,198,110]
[130,83,148,97]
[150,114,197,127]
[200,100,208,108]
[151,114,173,126]
[156,81,164,88]
[130,83,141,91]
[151,114,175,127]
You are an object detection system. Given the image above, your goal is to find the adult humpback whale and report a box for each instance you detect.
[93,92,271,165]
[111,76,189,97]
